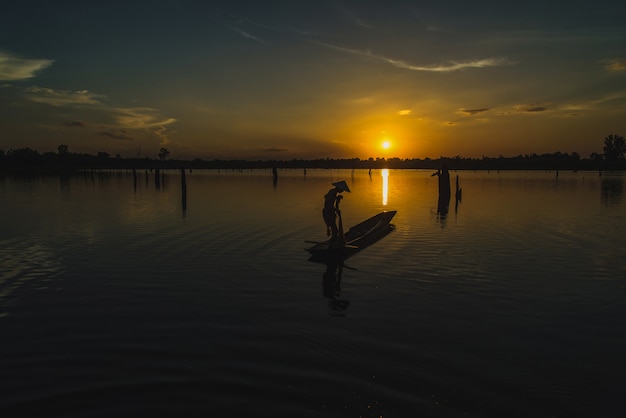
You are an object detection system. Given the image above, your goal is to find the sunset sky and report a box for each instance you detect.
[1,1,625,160]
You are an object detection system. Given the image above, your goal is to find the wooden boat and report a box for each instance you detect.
[306,210,397,261]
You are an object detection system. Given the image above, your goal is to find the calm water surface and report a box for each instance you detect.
[1,169,625,417]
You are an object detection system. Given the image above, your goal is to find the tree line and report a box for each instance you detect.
[1,134,624,172]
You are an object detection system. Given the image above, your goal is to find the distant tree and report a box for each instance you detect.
[603,134,625,163]
[6,147,41,166]
[97,152,110,159]
[158,148,170,160]
[57,144,69,155]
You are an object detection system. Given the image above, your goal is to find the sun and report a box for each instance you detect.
[381,140,391,150]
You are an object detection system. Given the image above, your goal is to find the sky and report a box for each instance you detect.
[1,1,625,160]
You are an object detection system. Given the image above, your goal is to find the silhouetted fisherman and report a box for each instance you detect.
[322,180,350,247]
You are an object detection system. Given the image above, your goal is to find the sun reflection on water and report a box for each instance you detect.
[382,168,389,206]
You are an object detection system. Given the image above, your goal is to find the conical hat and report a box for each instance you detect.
[332,180,351,192]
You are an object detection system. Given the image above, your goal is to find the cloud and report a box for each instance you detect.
[23,86,176,130]
[398,109,411,115]
[112,107,176,129]
[290,28,319,37]
[494,103,551,116]
[389,57,516,72]
[349,97,375,105]
[24,86,106,106]
[315,42,516,72]
[19,85,178,144]
[111,107,177,145]
[459,108,489,115]
[524,106,547,112]
[342,8,372,28]
[217,13,317,41]
[64,120,86,127]
[604,58,626,71]
[100,129,133,141]
[0,51,54,81]
[232,27,267,44]
[592,91,626,105]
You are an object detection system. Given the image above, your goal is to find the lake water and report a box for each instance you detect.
[1,168,625,417]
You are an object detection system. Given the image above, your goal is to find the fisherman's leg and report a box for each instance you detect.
[328,223,339,247]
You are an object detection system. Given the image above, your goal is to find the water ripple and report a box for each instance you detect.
[0,237,63,315]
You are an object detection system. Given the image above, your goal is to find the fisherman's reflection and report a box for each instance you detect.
[322,257,350,314]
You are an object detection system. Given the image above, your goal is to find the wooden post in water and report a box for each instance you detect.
[181,168,187,212]
[155,168,160,189]
[432,164,451,218]
[455,174,462,214]
[132,169,137,192]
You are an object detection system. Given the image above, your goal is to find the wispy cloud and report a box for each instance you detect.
[0,51,54,81]
[21,85,177,144]
[24,86,105,106]
[604,58,626,71]
[232,27,267,44]
[341,7,372,29]
[100,129,133,141]
[459,108,490,115]
[495,103,551,116]
[218,13,317,44]
[315,42,516,72]
[592,91,626,105]
[112,107,177,145]
[520,105,548,112]
[112,107,177,130]
[562,91,626,113]
[348,97,375,105]
[408,8,446,32]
